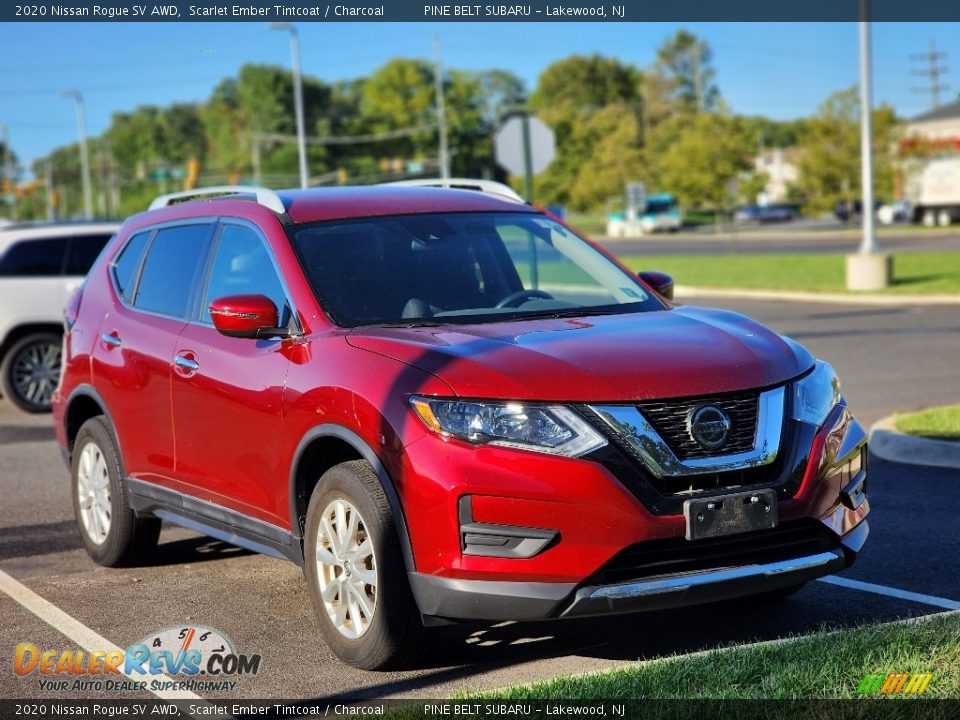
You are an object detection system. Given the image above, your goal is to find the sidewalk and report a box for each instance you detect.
[675,285,960,306]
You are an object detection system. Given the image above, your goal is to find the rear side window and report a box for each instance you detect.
[65,234,113,276]
[113,231,151,302]
[134,225,210,318]
[0,237,68,276]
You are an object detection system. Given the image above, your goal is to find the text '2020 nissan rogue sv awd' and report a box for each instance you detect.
[53,184,869,669]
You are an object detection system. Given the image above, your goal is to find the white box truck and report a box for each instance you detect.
[914,158,960,227]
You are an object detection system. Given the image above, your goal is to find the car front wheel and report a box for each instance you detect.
[1,332,62,413]
[303,460,425,669]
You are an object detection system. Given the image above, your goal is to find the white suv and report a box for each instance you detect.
[0,222,118,412]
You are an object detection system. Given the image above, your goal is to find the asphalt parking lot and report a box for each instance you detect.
[1,296,959,701]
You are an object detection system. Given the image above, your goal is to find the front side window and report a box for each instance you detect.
[201,224,289,324]
[0,237,68,276]
[287,212,659,327]
[133,225,210,318]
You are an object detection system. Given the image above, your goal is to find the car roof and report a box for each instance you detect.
[0,221,120,249]
[134,186,539,227]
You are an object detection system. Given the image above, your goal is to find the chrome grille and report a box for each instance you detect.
[636,392,759,460]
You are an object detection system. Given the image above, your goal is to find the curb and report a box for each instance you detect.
[674,285,960,306]
[869,414,960,470]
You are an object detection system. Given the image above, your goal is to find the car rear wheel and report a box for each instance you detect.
[1,332,62,413]
[304,460,425,669]
[71,417,161,566]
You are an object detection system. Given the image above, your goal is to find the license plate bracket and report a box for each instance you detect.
[684,489,778,541]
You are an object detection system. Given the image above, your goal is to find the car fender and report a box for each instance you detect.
[288,423,416,573]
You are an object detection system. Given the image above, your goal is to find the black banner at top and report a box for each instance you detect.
[4,0,960,23]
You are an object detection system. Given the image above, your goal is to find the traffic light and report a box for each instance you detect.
[184,158,200,190]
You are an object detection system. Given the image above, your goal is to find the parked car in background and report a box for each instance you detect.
[54,183,868,670]
[0,222,118,412]
[877,200,911,226]
[734,204,798,224]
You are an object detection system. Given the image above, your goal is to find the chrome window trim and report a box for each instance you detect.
[587,386,785,478]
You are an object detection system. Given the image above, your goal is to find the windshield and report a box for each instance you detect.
[287,212,662,327]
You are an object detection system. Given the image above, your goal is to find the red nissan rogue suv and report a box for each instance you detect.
[53,183,869,669]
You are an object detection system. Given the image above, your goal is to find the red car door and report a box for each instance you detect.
[170,221,293,527]
[92,223,214,488]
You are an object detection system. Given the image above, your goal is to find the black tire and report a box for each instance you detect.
[303,460,426,669]
[71,417,161,567]
[0,332,62,413]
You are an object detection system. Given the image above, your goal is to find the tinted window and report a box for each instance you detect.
[201,225,289,324]
[288,212,657,327]
[134,225,210,318]
[65,234,112,276]
[113,231,151,303]
[0,237,68,276]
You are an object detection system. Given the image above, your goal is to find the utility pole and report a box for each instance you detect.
[693,43,704,113]
[433,34,450,179]
[268,22,308,188]
[251,133,262,185]
[45,161,55,221]
[62,90,93,220]
[910,37,949,110]
[1,124,16,220]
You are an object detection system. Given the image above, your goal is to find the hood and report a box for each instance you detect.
[346,306,814,402]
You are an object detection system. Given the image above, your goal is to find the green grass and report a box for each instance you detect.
[896,405,960,441]
[462,614,960,700]
[619,252,960,294]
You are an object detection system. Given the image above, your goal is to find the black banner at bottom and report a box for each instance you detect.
[3,699,960,720]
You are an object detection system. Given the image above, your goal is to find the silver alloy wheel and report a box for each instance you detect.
[11,340,61,408]
[314,498,377,639]
[76,441,111,545]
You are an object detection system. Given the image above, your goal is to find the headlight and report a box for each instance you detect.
[409,396,607,457]
[792,361,841,428]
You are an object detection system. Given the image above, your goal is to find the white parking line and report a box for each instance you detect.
[817,575,960,610]
[0,568,208,703]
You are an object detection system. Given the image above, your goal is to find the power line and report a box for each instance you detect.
[910,36,949,109]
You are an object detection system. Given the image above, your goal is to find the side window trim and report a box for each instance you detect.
[195,218,302,335]
[110,228,156,305]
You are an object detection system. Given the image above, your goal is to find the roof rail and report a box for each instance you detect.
[148,186,286,214]
[384,178,524,204]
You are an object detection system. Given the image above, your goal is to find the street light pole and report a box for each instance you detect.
[845,0,890,290]
[269,22,309,189]
[858,10,877,256]
[433,34,450,180]
[62,90,93,220]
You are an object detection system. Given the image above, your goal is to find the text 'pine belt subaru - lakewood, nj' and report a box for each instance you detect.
[53,181,869,669]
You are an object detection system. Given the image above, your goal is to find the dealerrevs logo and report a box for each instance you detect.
[14,625,261,694]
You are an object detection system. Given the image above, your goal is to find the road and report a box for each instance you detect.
[1,297,959,701]
[595,229,960,256]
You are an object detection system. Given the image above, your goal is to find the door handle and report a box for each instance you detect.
[100,332,121,348]
[174,355,200,373]
[174,355,199,372]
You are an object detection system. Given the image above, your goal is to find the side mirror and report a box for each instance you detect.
[209,294,285,338]
[638,271,674,301]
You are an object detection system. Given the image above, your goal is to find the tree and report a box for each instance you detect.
[648,30,719,116]
[529,55,643,206]
[649,112,755,215]
[795,87,898,213]
[567,106,644,210]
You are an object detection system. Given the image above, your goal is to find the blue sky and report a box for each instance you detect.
[1,21,957,171]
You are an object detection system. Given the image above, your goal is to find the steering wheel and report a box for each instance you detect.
[495,289,554,309]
